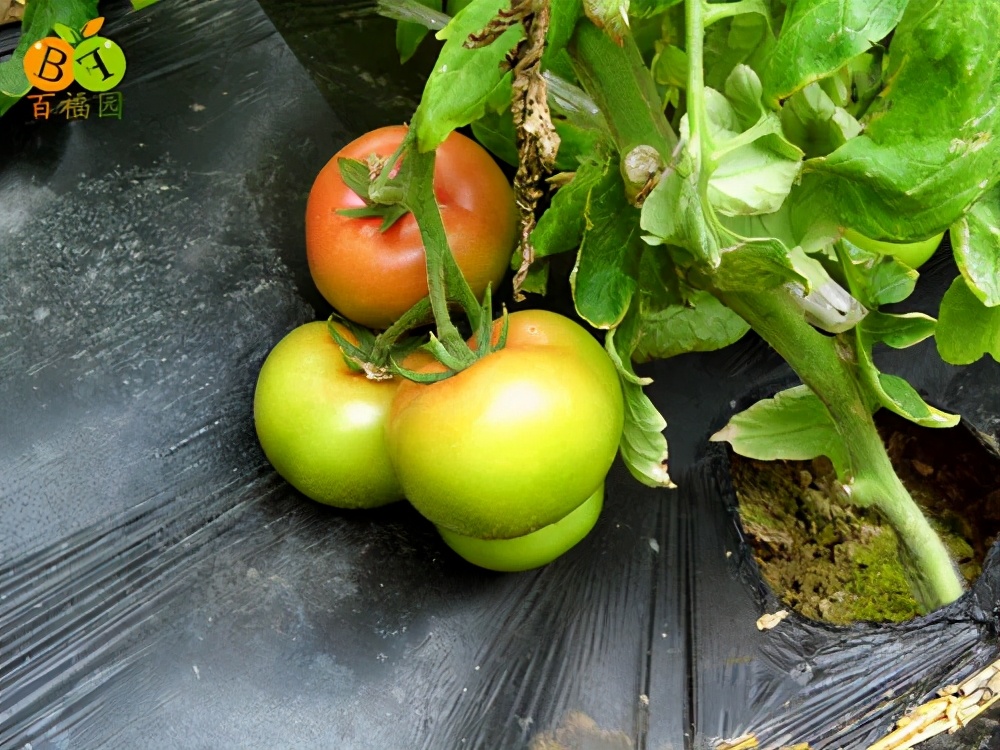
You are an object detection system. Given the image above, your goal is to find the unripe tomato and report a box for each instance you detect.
[387,310,624,540]
[437,483,604,572]
[254,321,403,509]
[843,228,944,270]
[305,125,518,330]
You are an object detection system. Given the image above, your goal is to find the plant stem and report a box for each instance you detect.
[718,287,964,609]
[371,132,490,372]
[567,8,964,610]
[568,22,676,159]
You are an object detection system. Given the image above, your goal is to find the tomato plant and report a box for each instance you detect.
[363,0,1000,610]
[254,321,404,509]
[437,483,604,572]
[842,229,945,270]
[305,125,517,330]
[386,310,624,540]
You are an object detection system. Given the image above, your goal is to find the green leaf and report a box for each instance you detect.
[605,302,675,488]
[531,155,607,259]
[761,0,907,102]
[951,190,1000,307]
[862,311,936,349]
[873,374,959,428]
[131,0,162,8]
[710,385,850,478]
[712,231,806,292]
[470,115,520,167]
[640,163,715,260]
[396,0,443,64]
[855,317,960,428]
[470,103,601,172]
[570,156,644,329]
[703,11,771,91]
[519,259,550,296]
[837,239,917,309]
[709,137,801,217]
[547,0,582,58]
[411,0,524,151]
[640,159,805,291]
[779,82,861,159]
[0,0,98,116]
[794,0,1000,242]
[633,287,750,362]
[694,75,803,217]
[936,276,1000,365]
[651,43,688,89]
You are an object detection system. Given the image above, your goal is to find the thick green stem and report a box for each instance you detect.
[718,287,964,609]
[565,9,964,610]
[568,22,676,159]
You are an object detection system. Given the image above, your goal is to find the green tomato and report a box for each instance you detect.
[437,483,604,572]
[254,321,404,509]
[843,228,945,270]
[387,310,624,540]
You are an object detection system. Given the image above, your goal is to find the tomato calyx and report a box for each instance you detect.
[325,287,510,385]
[335,156,410,231]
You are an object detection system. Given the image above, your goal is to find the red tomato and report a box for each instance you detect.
[387,310,625,540]
[305,125,518,329]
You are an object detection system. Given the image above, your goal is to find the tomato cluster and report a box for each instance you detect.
[253,128,626,571]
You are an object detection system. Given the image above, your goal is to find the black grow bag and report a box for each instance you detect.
[1,1,999,748]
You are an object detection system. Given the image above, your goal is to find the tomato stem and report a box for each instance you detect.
[363,129,503,379]
[717,286,965,609]
[567,12,964,610]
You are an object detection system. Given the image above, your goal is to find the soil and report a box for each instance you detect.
[730,410,1000,625]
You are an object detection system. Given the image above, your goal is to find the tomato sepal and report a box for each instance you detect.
[388,356,455,383]
[334,156,411,231]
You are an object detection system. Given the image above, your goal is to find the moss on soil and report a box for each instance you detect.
[731,411,1000,625]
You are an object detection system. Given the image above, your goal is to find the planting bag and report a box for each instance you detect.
[1,0,998,748]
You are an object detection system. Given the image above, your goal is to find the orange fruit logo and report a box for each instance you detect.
[22,18,127,93]
[23,37,76,92]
